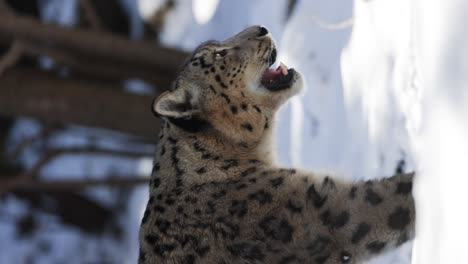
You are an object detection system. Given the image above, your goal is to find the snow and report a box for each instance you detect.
[38,0,78,26]
[275,0,353,172]
[158,0,288,51]
[192,0,219,25]
[343,0,468,262]
[340,0,416,262]
[410,0,468,262]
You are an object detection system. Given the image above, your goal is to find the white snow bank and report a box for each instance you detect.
[410,0,468,263]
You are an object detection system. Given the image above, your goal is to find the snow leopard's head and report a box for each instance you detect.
[152,26,303,147]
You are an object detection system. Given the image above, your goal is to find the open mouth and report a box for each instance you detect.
[261,48,296,92]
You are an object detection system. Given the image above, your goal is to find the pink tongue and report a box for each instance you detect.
[261,67,282,82]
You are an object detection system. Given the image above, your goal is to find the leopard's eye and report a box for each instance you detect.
[215,49,228,58]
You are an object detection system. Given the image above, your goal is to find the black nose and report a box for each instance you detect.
[258,26,269,37]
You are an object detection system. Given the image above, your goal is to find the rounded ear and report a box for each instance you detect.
[152,89,199,119]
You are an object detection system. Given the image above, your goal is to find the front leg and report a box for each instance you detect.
[221,170,415,264]
[298,172,415,263]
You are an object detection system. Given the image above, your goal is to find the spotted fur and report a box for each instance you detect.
[139,26,415,264]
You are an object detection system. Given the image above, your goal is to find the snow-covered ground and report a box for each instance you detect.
[2,0,467,263]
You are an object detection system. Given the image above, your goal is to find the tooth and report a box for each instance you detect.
[280,62,288,75]
[270,60,280,70]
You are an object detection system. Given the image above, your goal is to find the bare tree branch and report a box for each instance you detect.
[0,67,160,138]
[144,0,175,33]
[3,176,150,191]
[0,12,189,86]
[0,40,24,76]
[25,150,61,180]
[79,0,103,31]
[0,0,12,14]
[18,40,175,86]
[311,16,354,30]
[44,146,153,158]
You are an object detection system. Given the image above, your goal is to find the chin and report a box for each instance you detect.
[277,70,304,104]
[289,70,304,96]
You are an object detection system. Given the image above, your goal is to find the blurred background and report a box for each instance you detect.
[1,0,467,263]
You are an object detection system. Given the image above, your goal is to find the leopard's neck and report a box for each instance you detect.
[152,120,275,187]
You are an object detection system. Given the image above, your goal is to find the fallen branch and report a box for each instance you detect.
[0,67,160,138]
[13,190,116,233]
